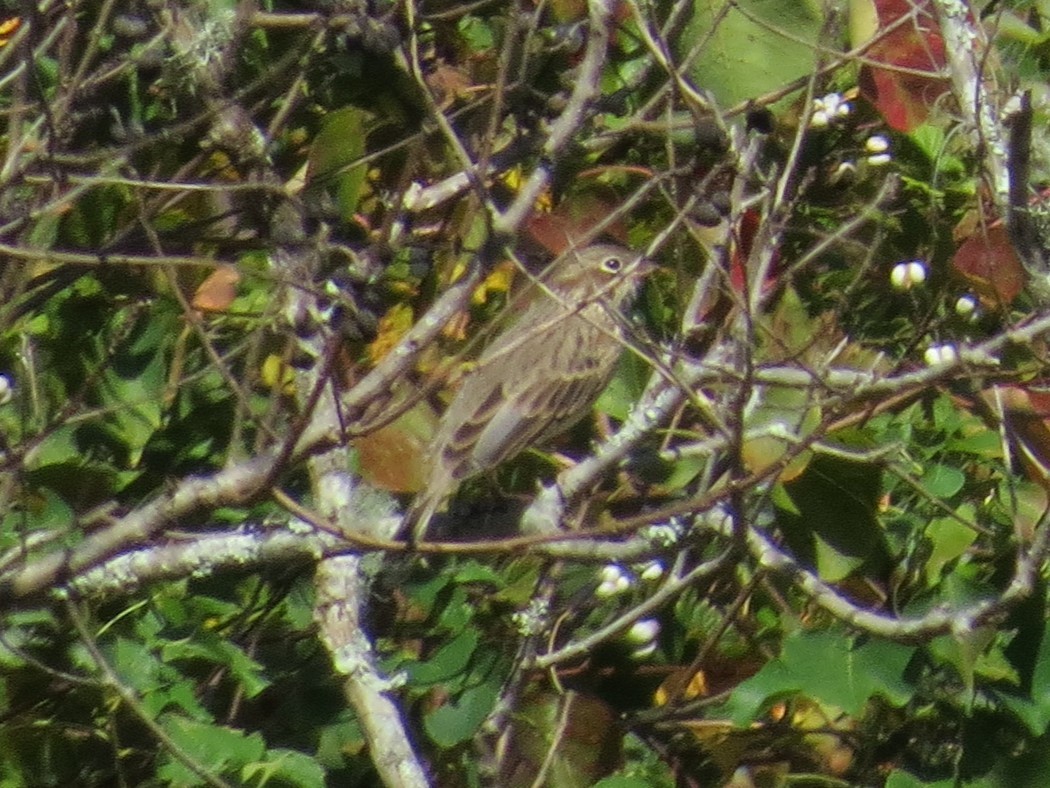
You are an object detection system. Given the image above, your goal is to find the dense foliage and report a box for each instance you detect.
[4,0,1050,786]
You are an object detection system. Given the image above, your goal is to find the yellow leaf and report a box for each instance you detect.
[0,17,21,46]
[366,303,415,366]
[654,668,708,706]
[471,260,516,305]
[261,354,296,395]
[500,166,552,211]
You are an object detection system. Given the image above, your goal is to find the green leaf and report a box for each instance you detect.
[407,628,480,685]
[907,124,948,165]
[725,629,916,724]
[946,429,1002,458]
[929,626,998,699]
[316,716,366,769]
[0,610,63,668]
[919,464,965,499]
[770,481,800,515]
[776,455,888,581]
[98,310,174,467]
[104,636,210,719]
[26,211,61,250]
[158,716,266,785]
[679,0,824,110]
[436,585,475,633]
[27,425,82,468]
[242,749,325,788]
[458,15,495,51]
[655,452,709,492]
[1,486,74,536]
[741,362,821,479]
[107,636,166,695]
[403,572,454,619]
[593,778,657,788]
[811,531,865,582]
[306,107,369,223]
[924,508,977,584]
[597,351,651,422]
[452,560,506,586]
[162,633,271,699]
[424,682,499,747]
[885,771,956,788]
[60,185,129,248]
[723,658,796,725]
[998,480,1047,543]
[999,619,1050,735]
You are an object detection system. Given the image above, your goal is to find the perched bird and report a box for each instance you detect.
[406,243,652,540]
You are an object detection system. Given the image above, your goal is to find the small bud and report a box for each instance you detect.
[642,520,685,546]
[709,190,732,216]
[889,265,906,289]
[595,564,632,598]
[890,261,927,290]
[809,92,853,129]
[692,202,723,227]
[629,642,659,660]
[112,14,149,39]
[819,93,840,112]
[636,560,665,582]
[1002,93,1024,120]
[955,294,978,318]
[0,374,11,406]
[865,135,890,154]
[828,160,857,186]
[599,564,623,583]
[810,109,830,129]
[624,618,661,646]
[924,343,959,366]
[510,599,550,636]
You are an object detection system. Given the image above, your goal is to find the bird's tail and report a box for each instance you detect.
[402,489,443,545]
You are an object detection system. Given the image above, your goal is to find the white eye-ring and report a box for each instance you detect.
[601,255,624,273]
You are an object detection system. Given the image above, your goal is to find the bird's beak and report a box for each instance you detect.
[635,257,658,277]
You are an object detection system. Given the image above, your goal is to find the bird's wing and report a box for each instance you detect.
[462,324,614,473]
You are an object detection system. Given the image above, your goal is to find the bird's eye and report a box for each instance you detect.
[601,255,623,273]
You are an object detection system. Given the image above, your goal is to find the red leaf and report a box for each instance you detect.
[728,207,763,293]
[993,385,1050,487]
[951,223,1025,306]
[524,192,631,256]
[858,0,950,131]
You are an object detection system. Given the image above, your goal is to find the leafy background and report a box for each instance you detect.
[3,0,1050,786]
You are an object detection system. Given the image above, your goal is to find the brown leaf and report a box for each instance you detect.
[426,61,475,109]
[500,689,621,788]
[993,385,1050,491]
[352,399,438,493]
[192,265,240,312]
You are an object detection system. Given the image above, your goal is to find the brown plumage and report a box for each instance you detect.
[406,244,651,540]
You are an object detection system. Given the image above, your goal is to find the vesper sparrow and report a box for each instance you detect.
[406,243,652,540]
